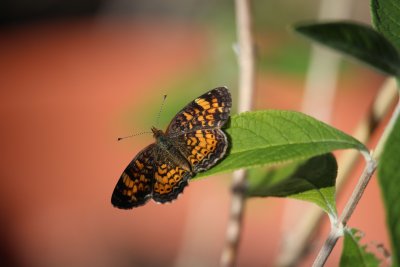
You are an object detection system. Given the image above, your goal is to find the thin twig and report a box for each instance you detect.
[220,0,254,266]
[312,93,400,266]
[312,156,377,267]
[338,157,377,225]
[234,0,254,111]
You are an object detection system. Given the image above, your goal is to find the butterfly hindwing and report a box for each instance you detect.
[171,128,228,172]
[152,164,192,203]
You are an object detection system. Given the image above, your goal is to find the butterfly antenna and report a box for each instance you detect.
[117,131,152,141]
[155,94,167,128]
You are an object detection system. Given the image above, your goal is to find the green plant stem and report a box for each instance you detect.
[312,98,400,267]
[312,157,377,267]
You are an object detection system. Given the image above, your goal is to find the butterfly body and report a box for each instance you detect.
[112,87,232,209]
[151,126,193,173]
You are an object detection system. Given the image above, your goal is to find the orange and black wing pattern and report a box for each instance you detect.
[166,87,232,135]
[111,145,155,209]
[151,152,192,203]
[167,87,231,172]
[173,128,228,172]
[112,87,231,209]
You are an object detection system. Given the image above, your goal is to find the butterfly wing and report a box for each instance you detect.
[111,144,156,209]
[151,146,193,203]
[166,87,231,172]
[166,87,232,135]
[172,128,228,172]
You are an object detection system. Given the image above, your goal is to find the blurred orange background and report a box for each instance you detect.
[0,1,391,266]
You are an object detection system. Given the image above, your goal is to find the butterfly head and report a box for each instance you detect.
[152,126,172,151]
[151,126,164,139]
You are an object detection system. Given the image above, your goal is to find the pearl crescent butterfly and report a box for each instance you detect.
[111,87,232,209]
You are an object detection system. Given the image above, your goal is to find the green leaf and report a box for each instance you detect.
[340,228,380,267]
[195,110,367,178]
[378,112,400,267]
[248,154,338,215]
[294,22,400,76]
[371,0,400,51]
[247,163,299,192]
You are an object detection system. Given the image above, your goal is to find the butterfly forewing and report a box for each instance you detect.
[166,87,232,135]
[111,145,155,209]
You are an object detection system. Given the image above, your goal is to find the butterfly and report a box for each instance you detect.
[111,87,232,209]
